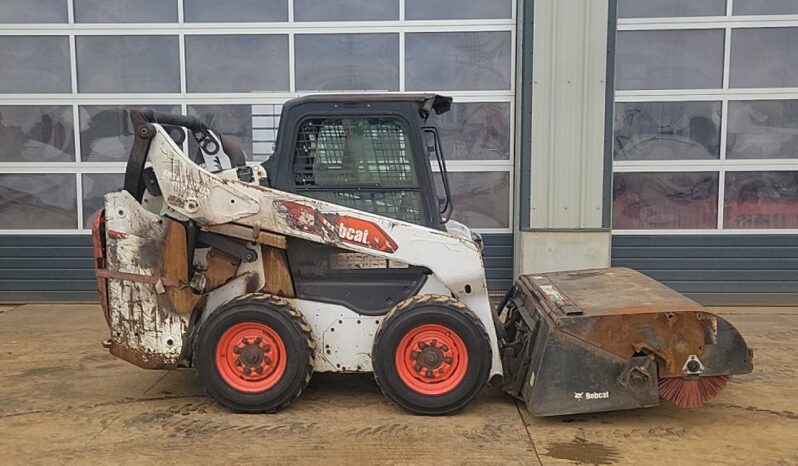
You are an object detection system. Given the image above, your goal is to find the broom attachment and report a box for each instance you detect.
[658,375,730,408]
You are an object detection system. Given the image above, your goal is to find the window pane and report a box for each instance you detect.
[725,172,798,228]
[294,118,417,188]
[406,32,512,91]
[727,100,798,159]
[730,28,798,88]
[613,172,719,229]
[74,0,177,22]
[186,35,288,92]
[79,105,179,162]
[252,103,282,162]
[440,172,510,229]
[616,30,724,90]
[405,0,512,20]
[188,105,253,161]
[295,34,399,91]
[734,0,798,15]
[429,102,511,161]
[614,101,721,160]
[184,0,287,22]
[0,174,77,229]
[0,106,74,162]
[0,36,70,93]
[0,0,67,23]
[618,0,725,18]
[76,36,180,93]
[295,0,398,21]
[82,173,124,229]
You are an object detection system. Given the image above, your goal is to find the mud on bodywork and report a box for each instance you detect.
[98,191,194,369]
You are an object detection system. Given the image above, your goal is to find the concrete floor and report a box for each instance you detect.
[0,304,796,466]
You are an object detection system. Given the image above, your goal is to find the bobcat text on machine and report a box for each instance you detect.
[92,94,753,416]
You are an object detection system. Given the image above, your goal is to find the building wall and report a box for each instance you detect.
[612,0,798,305]
[0,0,517,301]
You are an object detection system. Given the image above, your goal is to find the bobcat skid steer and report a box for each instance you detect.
[92,95,753,416]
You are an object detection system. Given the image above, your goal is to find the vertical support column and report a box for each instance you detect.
[515,0,615,275]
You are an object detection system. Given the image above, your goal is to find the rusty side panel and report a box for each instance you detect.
[91,209,111,328]
[103,191,193,369]
[516,268,751,379]
[262,245,295,298]
[204,248,241,291]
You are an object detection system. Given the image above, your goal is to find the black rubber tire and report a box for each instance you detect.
[372,295,492,415]
[194,294,315,413]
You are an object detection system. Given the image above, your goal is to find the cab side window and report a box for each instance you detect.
[292,117,425,225]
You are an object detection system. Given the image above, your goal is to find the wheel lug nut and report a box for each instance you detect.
[264,357,272,366]
[418,342,427,349]
[233,347,241,354]
[255,337,262,344]
[414,364,422,372]
[444,357,453,364]
[262,345,271,353]
[243,367,252,375]
[235,358,242,366]
[430,339,437,347]
[255,366,264,374]
[242,338,249,345]
[410,351,419,360]
[438,368,444,374]
[441,345,449,352]
[425,370,434,378]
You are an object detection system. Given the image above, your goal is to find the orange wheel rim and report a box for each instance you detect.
[395,323,468,395]
[215,322,286,393]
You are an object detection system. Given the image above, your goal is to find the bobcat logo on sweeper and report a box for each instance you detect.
[276,200,399,253]
[574,391,610,401]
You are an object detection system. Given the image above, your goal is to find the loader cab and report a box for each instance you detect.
[263,94,454,315]
[264,94,453,231]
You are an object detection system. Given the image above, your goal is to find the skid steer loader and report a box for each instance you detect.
[92,94,753,416]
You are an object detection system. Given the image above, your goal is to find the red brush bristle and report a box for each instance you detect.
[658,375,730,408]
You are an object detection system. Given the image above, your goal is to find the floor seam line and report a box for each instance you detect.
[514,398,544,465]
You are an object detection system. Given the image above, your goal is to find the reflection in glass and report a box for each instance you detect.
[186,35,289,92]
[295,0,398,21]
[0,174,77,229]
[82,174,124,228]
[428,103,511,161]
[436,172,510,228]
[613,172,719,229]
[79,105,179,162]
[184,0,287,22]
[727,100,798,159]
[76,36,180,93]
[725,172,798,229]
[406,32,511,91]
[730,28,798,89]
[188,105,253,161]
[0,106,74,162]
[74,0,177,23]
[616,30,724,90]
[0,0,67,23]
[734,0,798,15]
[405,0,512,20]
[618,0,725,18]
[0,36,71,93]
[614,102,721,160]
[295,34,399,91]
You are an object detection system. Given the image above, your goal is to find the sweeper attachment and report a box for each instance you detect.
[92,94,753,416]
[497,268,753,415]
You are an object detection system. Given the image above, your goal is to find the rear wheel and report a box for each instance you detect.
[195,294,315,413]
[372,295,492,415]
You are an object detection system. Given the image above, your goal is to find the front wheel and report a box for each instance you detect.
[372,295,492,415]
[194,294,315,413]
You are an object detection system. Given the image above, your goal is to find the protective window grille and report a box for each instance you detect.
[293,117,423,224]
[294,117,417,187]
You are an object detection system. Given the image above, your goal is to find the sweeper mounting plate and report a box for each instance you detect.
[498,267,753,416]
